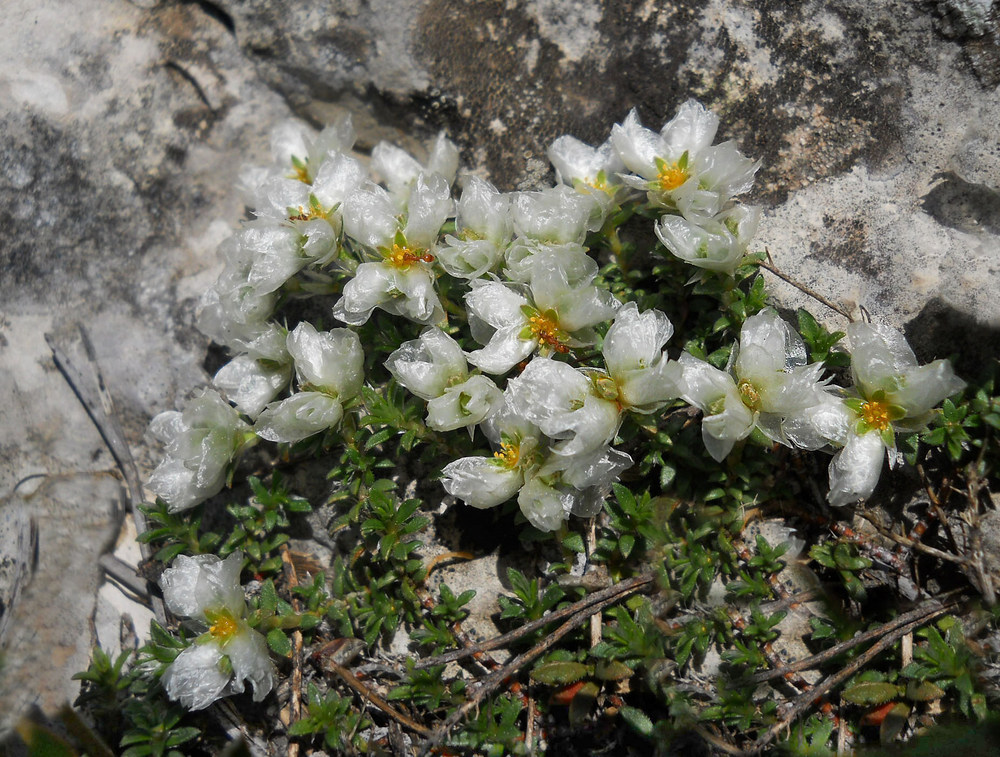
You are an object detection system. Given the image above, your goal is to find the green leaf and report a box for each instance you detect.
[267,628,292,657]
[619,705,654,737]
[562,532,585,553]
[841,681,899,705]
[530,661,589,686]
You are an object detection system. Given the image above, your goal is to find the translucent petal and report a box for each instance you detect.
[287,323,364,398]
[386,327,468,400]
[404,172,454,249]
[224,625,277,701]
[163,643,231,711]
[517,476,573,532]
[511,186,597,244]
[311,152,367,209]
[610,109,660,179]
[602,303,674,377]
[342,185,398,250]
[847,322,918,396]
[464,282,529,331]
[213,354,291,419]
[676,352,734,412]
[660,99,720,159]
[427,133,459,185]
[254,392,343,443]
[441,456,524,509]
[827,431,886,507]
[160,552,245,620]
[465,325,536,375]
[892,361,965,418]
[455,176,511,243]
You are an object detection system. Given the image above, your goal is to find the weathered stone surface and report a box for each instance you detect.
[3,0,1000,739]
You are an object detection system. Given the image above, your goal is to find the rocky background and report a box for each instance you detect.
[1,0,999,741]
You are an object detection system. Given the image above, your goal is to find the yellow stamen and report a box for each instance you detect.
[738,379,761,411]
[528,313,569,353]
[861,400,891,431]
[288,205,327,222]
[657,162,689,192]
[209,613,238,641]
[494,441,521,468]
[387,243,434,269]
[289,164,311,184]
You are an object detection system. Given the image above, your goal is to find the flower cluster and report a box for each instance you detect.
[149,101,964,525]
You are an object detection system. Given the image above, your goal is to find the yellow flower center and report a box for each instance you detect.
[289,163,311,184]
[208,612,239,642]
[657,163,689,192]
[528,313,569,353]
[738,379,761,412]
[861,400,891,431]
[494,441,521,468]
[387,243,435,269]
[288,205,327,222]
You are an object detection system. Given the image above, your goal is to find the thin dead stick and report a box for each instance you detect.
[744,595,960,686]
[757,257,853,320]
[856,513,967,565]
[417,577,653,756]
[280,548,304,757]
[693,724,743,756]
[415,572,655,669]
[749,600,960,753]
[324,660,432,737]
[46,326,166,625]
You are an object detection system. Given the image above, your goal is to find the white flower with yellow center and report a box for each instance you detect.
[676,309,826,461]
[610,100,760,222]
[825,322,965,506]
[334,173,453,326]
[547,133,628,220]
[160,552,276,711]
[600,302,682,413]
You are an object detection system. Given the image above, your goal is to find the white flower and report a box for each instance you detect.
[372,132,459,203]
[425,375,503,432]
[253,324,364,443]
[675,309,825,461]
[824,322,965,506]
[436,177,512,279]
[386,327,469,400]
[547,133,628,221]
[148,391,253,512]
[441,403,544,509]
[507,358,622,457]
[334,175,452,326]
[611,101,760,222]
[160,553,276,711]
[655,205,761,276]
[464,256,619,375]
[601,302,681,412]
[213,354,291,420]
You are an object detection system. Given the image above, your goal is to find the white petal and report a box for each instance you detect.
[517,476,573,532]
[386,327,468,400]
[147,458,218,513]
[465,325,537,375]
[465,282,530,331]
[847,322,918,396]
[437,238,505,279]
[456,175,512,243]
[163,643,231,711]
[426,375,503,431]
[892,361,965,418]
[308,114,356,166]
[427,133,459,185]
[214,355,291,419]
[610,109,660,179]
[287,323,364,398]
[160,552,245,621]
[701,395,755,462]
[602,302,674,377]
[441,456,524,509]
[311,152,367,209]
[372,141,423,196]
[511,186,598,244]
[404,172,454,249]
[224,627,277,701]
[676,352,733,412]
[342,185,399,250]
[660,99,719,158]
[827,431,886,507]
[332,262,395,325]
[254,392,344,443]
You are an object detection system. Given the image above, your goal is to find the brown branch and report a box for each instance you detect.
[281,547,305,757]
[748,597,961,753]
[856,512,967,566]
[416,575,655,755]
[757,258,853,320]
[324,660,432,737]
[743,595,960,686]
[415,572,655,669]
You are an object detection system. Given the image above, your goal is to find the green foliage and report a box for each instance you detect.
[287,683,372,753]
